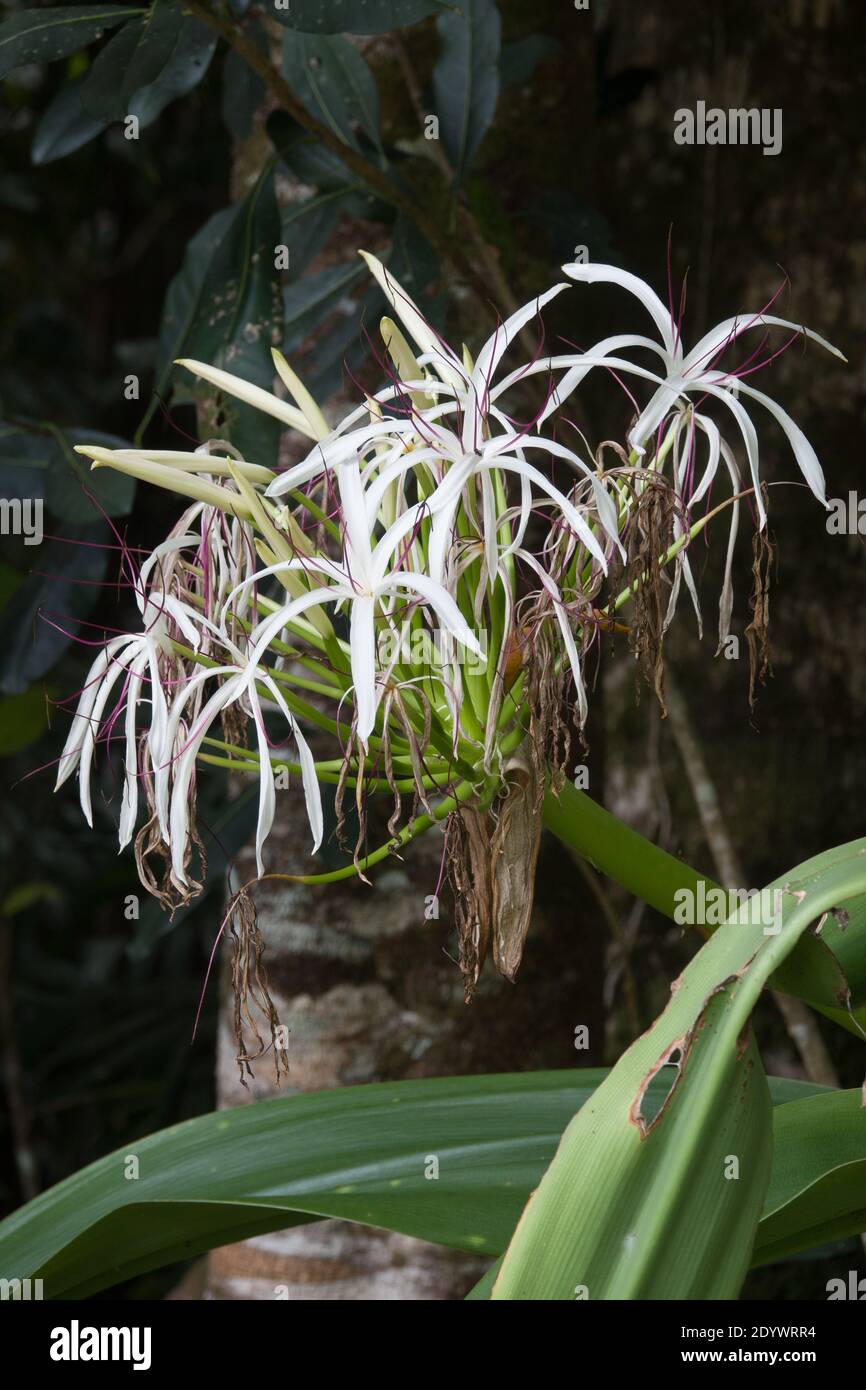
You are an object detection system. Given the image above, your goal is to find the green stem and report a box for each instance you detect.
[542,781,718,930]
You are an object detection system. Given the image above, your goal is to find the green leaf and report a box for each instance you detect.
[221,31,266,139]
[304,283,381,401]
[543,782,719,924]
[80,15,150,119]
[0,423,134,520]
[117,0,185,95]
[46,428,135,522]
[126,16,216,128]
[0,1069,837,1299]
[0,422,50,499]
[32,76,107,164]
[281,30,382,154]
[0,6,141,79]
[755,1088,866,1264]
[389,215,440,314]
[545,783,866,1039]
[772,879,866,1017]
[80,2,212,123]
[0,524,108,695]
[433,0,501,185]
[492,838,866,1300]
[282,261,365,350]
[279,189,349,275]
[272,1,451,36]
[266,109,381,217]
[145,164,283,463]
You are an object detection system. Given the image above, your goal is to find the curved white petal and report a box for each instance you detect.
[520,551,587,724]
[561,262,679,358]
[463,284,570,450]
[707,372,828,506]
[169,674,245,884]
[55,637,128,789]
[118,648,149,851]
[260,673,323,854]
[349,595,377,744]
[359,251,465,391]
[683,314,845,378]
[383,571,483,661]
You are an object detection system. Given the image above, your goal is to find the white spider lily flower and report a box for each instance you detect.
[158,632,323,884]
[557,260,844,525]
[55,535,207,849]
[231,460,483,746]
[265,392,620,594]
[360,249,574,452]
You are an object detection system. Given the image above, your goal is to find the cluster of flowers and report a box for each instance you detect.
[55,251,841,908]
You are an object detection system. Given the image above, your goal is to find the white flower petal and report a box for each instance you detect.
[359,251,465,391]
[561,262,679,358]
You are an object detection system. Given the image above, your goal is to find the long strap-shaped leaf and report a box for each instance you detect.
[0,1070,843,1300]
[492,837,866,1300]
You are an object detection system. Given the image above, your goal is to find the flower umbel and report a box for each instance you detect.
[59,249,841,1012]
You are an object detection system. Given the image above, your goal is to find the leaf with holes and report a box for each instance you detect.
[0,1069,834,1299]
[492,838,866,1300]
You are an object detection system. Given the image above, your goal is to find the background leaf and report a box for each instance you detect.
[272,1,450,37]
[220,29,266,139]
[32,76,108,165]
[0,6,140,79]
[433,0,501,186]
[147,164,283,464]
[755,1088,866,1264]
[281,30,382,154]
[0,524,108,695]
[80,3,213,124]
